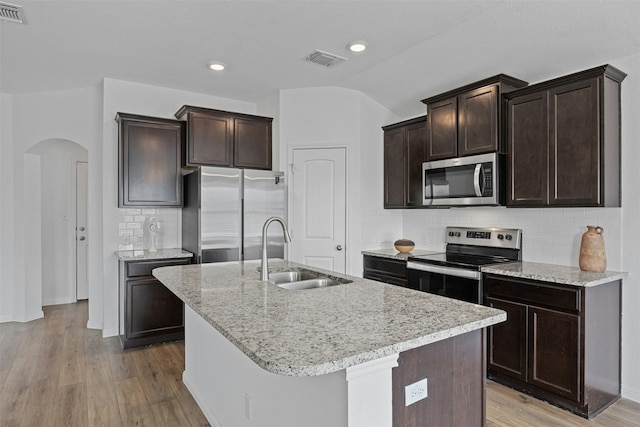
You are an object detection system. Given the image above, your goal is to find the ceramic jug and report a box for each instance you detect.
[579,225,606,272]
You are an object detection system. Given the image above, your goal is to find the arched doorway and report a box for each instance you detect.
[26,139,89,308]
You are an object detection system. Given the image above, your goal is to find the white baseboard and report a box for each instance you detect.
[0,314,13,323]
[622,385,640,403]
[183,370,223,427]
[42,297,74,306]
[102,327,119,338]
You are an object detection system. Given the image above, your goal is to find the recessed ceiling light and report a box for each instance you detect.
[208,62,226,71]
[348,41,367,53]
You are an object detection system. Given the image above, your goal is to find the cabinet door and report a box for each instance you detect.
[458,85,498,156]
[233,116,272,170]
[528,305,581,401]
[187,111,232,166]
[119,117,183,207]
[549,78,600,206]
[487,297,528,382]
[384,126,406,208]
[427,97,458,160]
[405,120,427,206]
[506,91,549,206]
[126,278,184,340]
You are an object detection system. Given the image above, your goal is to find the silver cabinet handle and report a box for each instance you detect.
[336,245,343,251]
[79,236,86,241]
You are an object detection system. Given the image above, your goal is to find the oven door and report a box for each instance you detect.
[406,261,482,304]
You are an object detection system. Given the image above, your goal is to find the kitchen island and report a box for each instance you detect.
[153,259,506,427]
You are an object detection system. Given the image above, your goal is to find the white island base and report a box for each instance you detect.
[183,306,399,427]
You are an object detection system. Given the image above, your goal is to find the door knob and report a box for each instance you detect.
[79,236,86,241]
[336,245,343,251]
[79,227,85,231]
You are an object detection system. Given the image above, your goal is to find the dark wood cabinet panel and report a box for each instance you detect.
[116,113,183,207]
[426,97,457,160]
[505,64,625,207]
[487,297,527,381]
[363,255,407,286]
[549,79,600,206]
[119,257,191,349]
[506,91,549,206]
[383,116,427,208]
[188,111,232,166]
[528,306,580,401]
[175,105,273,170]
[233,116,272,169]
[422,74,528,162]
[392,330,485,427]
[485,274,621,418]
[458,85,498,156]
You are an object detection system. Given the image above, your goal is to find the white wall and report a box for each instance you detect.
[0,93,14,322]
[279,87,400,276]
[101,78,258,336]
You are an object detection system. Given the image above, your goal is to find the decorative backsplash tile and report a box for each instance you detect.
[117,208,180,251]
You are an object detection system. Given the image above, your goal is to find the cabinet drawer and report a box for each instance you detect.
[363,255,407,279]
[126,258,191,278]
[485,275,581,313]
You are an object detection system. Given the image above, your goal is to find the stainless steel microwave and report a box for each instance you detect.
[422,152,504,207]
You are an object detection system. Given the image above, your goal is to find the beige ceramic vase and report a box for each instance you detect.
[579,225,606,272]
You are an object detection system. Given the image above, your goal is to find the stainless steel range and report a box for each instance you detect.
[406,226,522,304]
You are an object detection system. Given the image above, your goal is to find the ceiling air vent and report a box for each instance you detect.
[305,49,348,67]
[0,2,26,24]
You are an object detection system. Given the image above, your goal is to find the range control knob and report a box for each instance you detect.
[448,231,454,237]
[497,234,504,240]
[505,234,513,241]
[455,232,461,237]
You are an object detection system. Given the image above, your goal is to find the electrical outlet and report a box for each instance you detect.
[405,378,428,406]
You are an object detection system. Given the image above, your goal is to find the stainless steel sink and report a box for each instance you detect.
[268,269,350,290]
[268,270,319,285]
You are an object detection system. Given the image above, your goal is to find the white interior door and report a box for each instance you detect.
[76,161,89,300]
[290,147,346,273]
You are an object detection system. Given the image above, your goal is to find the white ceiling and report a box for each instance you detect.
[2,0,640,118]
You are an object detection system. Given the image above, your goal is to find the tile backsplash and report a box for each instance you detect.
[117,208,180,251]
[402,207,622,270]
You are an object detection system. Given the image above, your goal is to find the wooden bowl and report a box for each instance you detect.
[394,239,415,253]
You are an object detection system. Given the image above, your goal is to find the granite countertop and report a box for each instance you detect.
[153,259,505,377]
[361,248,442,260]
[114,248,193,261]
[482,261,628,287]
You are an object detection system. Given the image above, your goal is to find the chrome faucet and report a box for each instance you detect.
[260,216,292,281]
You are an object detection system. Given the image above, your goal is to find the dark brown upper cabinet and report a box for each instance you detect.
[505,65,626,207]
[382,116,427,208]
[175,105,273,170]
[116,113,183,208]
[421,75,528,161]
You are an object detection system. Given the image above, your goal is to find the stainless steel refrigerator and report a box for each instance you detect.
[182,167,286,264]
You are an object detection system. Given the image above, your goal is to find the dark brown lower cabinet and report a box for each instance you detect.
[362,255,407,286]
[119,257,191,349]
[392,329,485,427]
[485,274,621,418]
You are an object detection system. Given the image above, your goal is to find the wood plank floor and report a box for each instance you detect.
[1,301,639,426]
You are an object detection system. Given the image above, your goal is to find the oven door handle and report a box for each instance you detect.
[407,261,481,280]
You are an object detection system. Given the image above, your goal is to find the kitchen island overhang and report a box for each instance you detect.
[153,259,505,427]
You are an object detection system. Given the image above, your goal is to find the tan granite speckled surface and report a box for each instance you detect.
[153,259,505,377]
[482,261,627,287]
[114,248,193,261]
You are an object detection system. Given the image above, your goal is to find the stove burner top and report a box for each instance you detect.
[409,252,517,270]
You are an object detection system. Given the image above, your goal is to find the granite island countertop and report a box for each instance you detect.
[482,261,627,287]
[153,259,505,377]
[114,248,193,261]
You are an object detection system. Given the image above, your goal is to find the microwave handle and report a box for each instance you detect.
[473,164,482,197]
